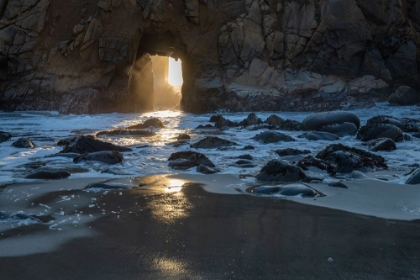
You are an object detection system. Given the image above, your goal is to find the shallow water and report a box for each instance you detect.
[1,102,420,185]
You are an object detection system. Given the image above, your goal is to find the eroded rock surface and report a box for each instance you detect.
[0,0,419,113]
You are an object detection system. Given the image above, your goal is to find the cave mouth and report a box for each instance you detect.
[151,55,182,109]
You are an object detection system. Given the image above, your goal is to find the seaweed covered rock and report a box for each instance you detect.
[357,123,403,142]
[264,115,301,131]
[73,151,124,164]
[0,131,12,143]
[127,118,165,129]
[364,138,397,151]
[12,138,35,148]
[253,131,295,144]
[301,111,360,136]
[168,151,215,170]
[256,160,306,182]
[361,115,420,133]
[297,156,337,175]
[191,136,236,149]
[60,135,132,153]
[210,115,238,128]
[316,144,387,173]
[239,113,263,127]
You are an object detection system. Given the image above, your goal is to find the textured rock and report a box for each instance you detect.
[190,136,236,149]
[357,123,404,142]
[256,160,306,182]
[253,131,295,144]
[0,0,419,113]
[60,135,132,153]
[0,131,12,143]
[301,111,360,132]
[168,151,215,170]
[388,86,420,106]
[12,138,35,148]
[73,151,124,164]
[127,118,165,129]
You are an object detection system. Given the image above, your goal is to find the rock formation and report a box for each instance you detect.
[0,0,419,114]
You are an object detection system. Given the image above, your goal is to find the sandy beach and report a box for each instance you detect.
[1,174,420,280]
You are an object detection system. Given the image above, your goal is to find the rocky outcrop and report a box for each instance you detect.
[0,0,419,114]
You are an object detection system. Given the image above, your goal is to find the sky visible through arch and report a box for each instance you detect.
[168,57,183,86]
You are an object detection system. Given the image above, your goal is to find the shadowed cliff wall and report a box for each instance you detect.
[0,0,419,113]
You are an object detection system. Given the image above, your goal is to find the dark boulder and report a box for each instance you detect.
[177,134,191,140]
[253,131,295,144]
[210,114,238,128]
[191,136,236,149]
[318,122,358,137]
[243,145,255,150]
[357,123,403,142]
[388,86,420,106]
[256,160,306,182]
[406,169,420,185]
[253,184,317,197]
[239,113,262,127]
[12,138,35,148]
[317,143,385,163]
[25,171,71,179]
[127,118,165,129]
[275,148,311,157]
[301,111,360,132]
[0,131,12,143]
[298,131,339,141]
[364,138,397,151]
[73,151,124,164]
[297,156,337,175]
[196,124,214,129]
[235,154,254,160]
[60,135,132,153]
[196,164,219,174]
[168,151,215,170]
[264,115,301,131]
[57,137,76,146]
[96,129,155,137]
[362,115,420,133]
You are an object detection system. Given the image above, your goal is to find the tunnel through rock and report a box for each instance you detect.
[130,32,187,111]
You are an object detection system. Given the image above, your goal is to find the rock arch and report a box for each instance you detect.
[0,0,419,114]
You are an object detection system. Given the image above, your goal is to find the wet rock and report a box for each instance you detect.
[73,151,124,164]
[196,124,214,129]
[318,122,359,137]
[190,136,236,149]
[0,131,12,143]
[253,184,318,197]
[406,169,420,185]
[12,138,35,148]
[316,144,387,173]
[210,114,238,128]
[297,156,337,175]
[362,115,420,133]
[256,160,306,182]
[235,154,254,160]
[168,151,215,170]
[328,181,348,189]
[96,129,155,137]
[275,148,311,157]
[127,118,165,129]
[357,123,403,142]
[236,160,252,165]
[177,134,191,140]
[301,111,360,134]
[60,135,132,153]
[239,113,263,127]
[57,137,76,146]
[243,145,255,150]
[364,138,396,151]
[25,171,71,179]
[317,143,386,163]
[264,115,301,131]
[253,131,295,144]
[298,131,339,141]
[388,86,420,106]
[196,164,219,174]
[18,161,47,169]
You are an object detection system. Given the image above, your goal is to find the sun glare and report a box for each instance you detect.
[168,57,183,86]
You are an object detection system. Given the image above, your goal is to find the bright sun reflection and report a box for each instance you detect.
[164,179,185,193]
[168,57,183,86]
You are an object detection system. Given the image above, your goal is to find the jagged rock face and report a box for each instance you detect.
[0,0,419,114]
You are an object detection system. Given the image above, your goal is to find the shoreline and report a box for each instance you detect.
[1,175,420,279]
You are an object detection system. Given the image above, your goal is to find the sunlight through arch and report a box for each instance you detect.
[168,57,183,86]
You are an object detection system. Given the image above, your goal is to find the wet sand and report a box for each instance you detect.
[1,176,420,279]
